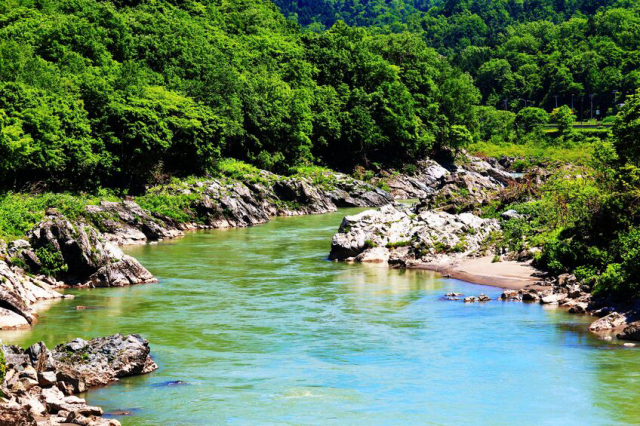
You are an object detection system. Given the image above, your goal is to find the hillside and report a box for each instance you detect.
[276,0,636,112]
[0,0,475,192]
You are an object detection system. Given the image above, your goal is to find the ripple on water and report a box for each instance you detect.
[2,209,639,425]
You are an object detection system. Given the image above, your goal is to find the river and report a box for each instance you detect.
[1,208,639,425]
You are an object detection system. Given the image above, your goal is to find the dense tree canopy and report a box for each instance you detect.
[276,0,640,114]
[0,0,477,191]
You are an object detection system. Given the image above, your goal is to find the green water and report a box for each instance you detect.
[2,209,640,425]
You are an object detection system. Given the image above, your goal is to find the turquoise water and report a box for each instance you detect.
[2,208,640,425]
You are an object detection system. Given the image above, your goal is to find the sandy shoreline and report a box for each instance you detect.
[415,256,542,290]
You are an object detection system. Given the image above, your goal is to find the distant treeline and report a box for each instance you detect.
[276,0,640,113]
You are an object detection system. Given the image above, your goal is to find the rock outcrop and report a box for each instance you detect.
[26,214,156,287]
[329,203,499,266]
[0,257,68,330]
[376,156,514,201]
[1,334,157,425]
[82,173,393,246]
[85,201,183,246]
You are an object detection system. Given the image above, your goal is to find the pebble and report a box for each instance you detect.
[623,343,636,347]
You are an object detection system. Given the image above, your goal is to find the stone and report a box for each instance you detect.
[478,294,491,302]
[0,403,37,425]
[541,293,568,305]
[329,203,500,264]
[521,290,540,301]
[623,343,636,347]
[66,338,88,352]
[500,290,520,301]
[445,292,463,297]
[0,307,30,329]
[568,303,588,314]
[28,217,157,288]
[500,210,523,220]
[356,247,390,263]
[589,312,628,332]
[2,334,156,425]
[38,371,58,387]
[617,321,640,341]
[464,296,478,303]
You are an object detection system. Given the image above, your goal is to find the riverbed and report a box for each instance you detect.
[2,208,639,425]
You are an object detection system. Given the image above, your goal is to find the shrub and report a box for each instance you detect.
[386,240,410,249]
[136,192,201,223]
[35,244,68,277]
[0,348,5,385]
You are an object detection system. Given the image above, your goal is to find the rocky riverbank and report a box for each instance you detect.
[0,333,157,425]
[330,155,514,265]
[0,169,392,330]
[330,155,640,342]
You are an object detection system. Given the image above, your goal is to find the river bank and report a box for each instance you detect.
[328,159,640,341]
[419,256,541,290]
[3,211,637,425]
[1,333,156,425]
[0,166,393,331]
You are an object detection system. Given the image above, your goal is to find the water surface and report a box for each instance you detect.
[2,209,640,425]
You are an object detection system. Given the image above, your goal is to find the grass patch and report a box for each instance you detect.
[0,192,119,241]
[386,240,411,249]
[468,140,593,165]
[136,191,203,223]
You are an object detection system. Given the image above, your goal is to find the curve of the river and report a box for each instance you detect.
[1,208,639,425]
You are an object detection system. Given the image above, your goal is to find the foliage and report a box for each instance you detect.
[0,0,481,192]
[552,106,575,136]
[0,348,5,385]
[613,90,640,166]
[468,140,593,165]
[515,108,549,135]
[0,192,116,241]
[35,244,68,276]
[277,0,633,117]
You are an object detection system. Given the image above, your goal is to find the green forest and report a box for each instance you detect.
[1,0,640,298]
[0,0,478,191]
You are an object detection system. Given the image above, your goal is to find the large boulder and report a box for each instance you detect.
[28,216,155,287]
[329,203,500,265]
[380,159,450,199]
[589,312,628,332]
[51,334,158,392]
[617,321,640,341]
[2,334,156,425]
[0,257,66,329]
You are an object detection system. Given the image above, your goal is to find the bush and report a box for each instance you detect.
[35,244,68,277]
[136,192,201,223]
[0,348,5,384]
[216,159,269,184]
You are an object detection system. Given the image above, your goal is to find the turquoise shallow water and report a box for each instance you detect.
[2,208,640,425]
